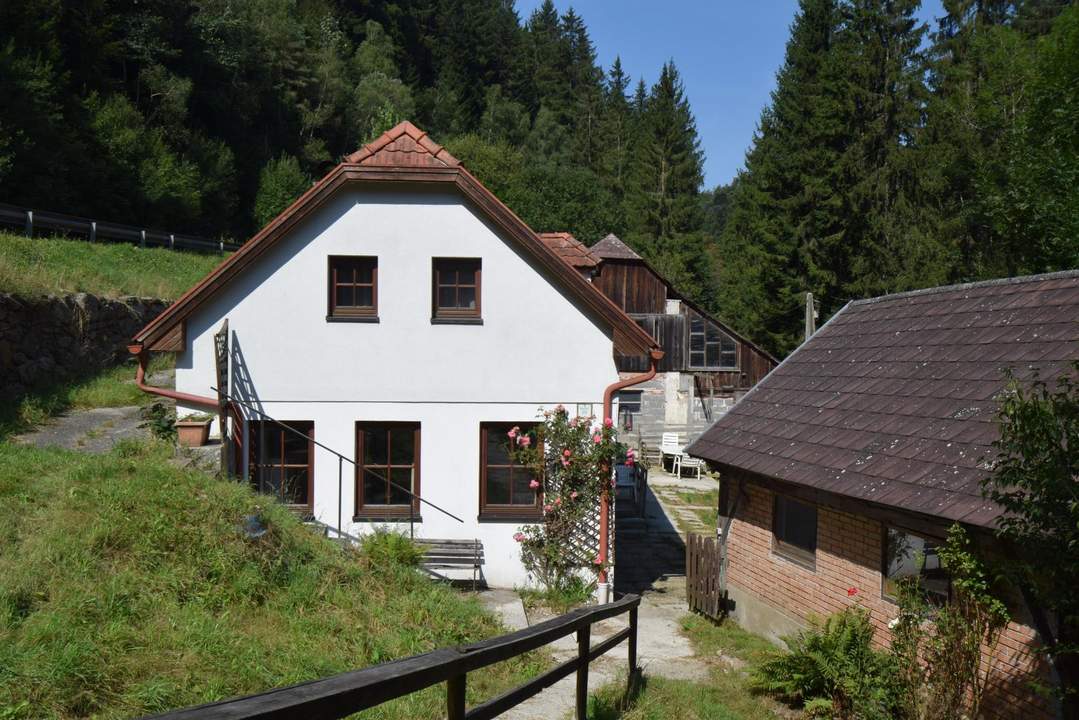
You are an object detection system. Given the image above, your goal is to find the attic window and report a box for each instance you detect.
[432,258,481,323]
[328,256,377,320]
[687,311,738,370]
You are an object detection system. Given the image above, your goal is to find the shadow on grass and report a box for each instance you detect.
[587,670,647,719]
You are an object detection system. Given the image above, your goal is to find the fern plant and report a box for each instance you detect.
[751,606,901,720]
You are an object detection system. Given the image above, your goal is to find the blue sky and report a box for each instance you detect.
[516,0,946,188]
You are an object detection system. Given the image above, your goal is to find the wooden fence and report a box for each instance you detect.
[142,594,641,720]
[0,201,240,253]
[686,532,723,619]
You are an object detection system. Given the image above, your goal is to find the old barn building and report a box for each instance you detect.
[688,271,1079,719]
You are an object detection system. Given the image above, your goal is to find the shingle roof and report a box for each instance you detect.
[591,233,642,261]
[538,232,599,269]
[687,271,1079,528]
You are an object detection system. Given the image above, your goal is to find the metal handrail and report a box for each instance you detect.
[212,387,465,538]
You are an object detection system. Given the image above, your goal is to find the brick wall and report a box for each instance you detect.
[727,482,1056,719]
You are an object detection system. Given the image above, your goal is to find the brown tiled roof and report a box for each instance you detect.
[687,271,1079,528]
[131,122,659,357]
[591,233,642,260]
[538,232,599,269]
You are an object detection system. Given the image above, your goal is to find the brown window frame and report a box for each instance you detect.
[479,422,542,522]
[248,420,314,510]
[328,256,378,320]
[772,494,817,570]
[354,422,421,519]
[432,257,482,322]
[686,310,739,371]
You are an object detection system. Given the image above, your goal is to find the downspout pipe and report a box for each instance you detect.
[597,348,664,603]
[128,344,219,410]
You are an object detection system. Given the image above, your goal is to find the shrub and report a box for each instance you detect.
[751,606,901,720]
[359,528,423,569]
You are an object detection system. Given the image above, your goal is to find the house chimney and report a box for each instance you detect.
[805,292,819,342]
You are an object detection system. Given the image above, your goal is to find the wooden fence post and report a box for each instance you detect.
[576,625,590,720]
[628,606,638,675]
[446,674,466,720]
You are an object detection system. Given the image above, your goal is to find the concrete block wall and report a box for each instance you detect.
[617,371,734,458]
[726,483,1056,720]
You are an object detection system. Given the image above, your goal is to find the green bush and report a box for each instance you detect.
[751,606,900,720]
[359,528,423,569]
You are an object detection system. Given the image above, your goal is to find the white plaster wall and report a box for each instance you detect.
[173,187,619,587]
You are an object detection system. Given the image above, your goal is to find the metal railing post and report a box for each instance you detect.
[338,456,343,541]
[90,221,96,243]
[140,229,146,248]
[447,674,466,720]
[575,625,590,719]
[629,606,639,676]
[170,233,175,249]
[25,210,32,237]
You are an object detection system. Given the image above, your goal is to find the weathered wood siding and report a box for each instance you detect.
[593,261,666,314]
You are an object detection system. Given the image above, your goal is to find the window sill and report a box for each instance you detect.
[478,513,543,524]
[327,315,379,323]
[353,514,422,523]
[771,544,816,572]
[431,316,483,325]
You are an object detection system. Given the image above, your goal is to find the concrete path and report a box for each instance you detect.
[478,467,716,719]
[12,405,149,453]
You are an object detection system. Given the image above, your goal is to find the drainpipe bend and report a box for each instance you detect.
[128,344,219,410]
[597,348,664,591]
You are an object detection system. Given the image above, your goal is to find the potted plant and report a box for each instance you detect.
[176,413,214,447]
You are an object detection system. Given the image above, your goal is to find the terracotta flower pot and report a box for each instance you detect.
[176,419,212,447]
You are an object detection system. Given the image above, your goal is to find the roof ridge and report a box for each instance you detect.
[345,121,459,167]
[850,269,1079,307]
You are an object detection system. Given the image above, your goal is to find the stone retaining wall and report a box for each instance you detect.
[0,293,167,400]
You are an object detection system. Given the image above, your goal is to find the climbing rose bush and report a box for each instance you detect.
[510,405,630,593]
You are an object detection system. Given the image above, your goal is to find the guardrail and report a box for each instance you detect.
[142,593,641,720]
[0,201,240,252]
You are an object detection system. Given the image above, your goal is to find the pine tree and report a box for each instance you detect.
[596,58,633,221]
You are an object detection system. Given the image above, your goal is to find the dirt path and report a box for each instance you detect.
[12,405,149,452]
[480,467,720,719]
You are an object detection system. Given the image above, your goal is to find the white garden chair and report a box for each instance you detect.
[674,454,704,480]
[659,432,683,471]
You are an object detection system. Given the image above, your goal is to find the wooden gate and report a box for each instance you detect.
[686,532,723,619]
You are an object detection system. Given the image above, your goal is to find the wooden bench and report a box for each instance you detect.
[415,538,485,590]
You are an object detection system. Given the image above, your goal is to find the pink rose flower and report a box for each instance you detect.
[593,555,603,565]
[544,504,553,513]
[603,417,613,428]
[847,587,859,597]
[563,448,572,457]
[513,532,525,542]
[507,426,519,439]
[529,479,540,490]
[593,433,602,444]
[570,491,579,499]
[570,417,578,427]
[518,435,531,447]
[555,497,562,505]
[561,458,570,467]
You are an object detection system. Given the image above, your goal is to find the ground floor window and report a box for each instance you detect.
[355,422,421,517]
[773,494,817,568]
[479,423,540,520]
[883,527,951,604]
[616,390,642,430]
[248,420,314,507]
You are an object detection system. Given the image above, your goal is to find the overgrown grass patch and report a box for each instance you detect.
[580,615,782,720]
[0,355,172,440]
[0,232,225,299]
[674,489,719,508]
[0,440,545,719]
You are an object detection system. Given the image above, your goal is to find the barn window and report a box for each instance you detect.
[328,256,377,319]
[882,527,951,604]
[773,495,817,568]
[617,390,643,429]
[355,423,421,518]
[687,311,738,370]
[479,423,541,520]
[432,258,481,322]
[248,421,314,508]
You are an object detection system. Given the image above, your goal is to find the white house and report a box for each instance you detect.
[129,122,661,590]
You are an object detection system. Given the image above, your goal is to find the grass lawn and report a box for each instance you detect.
[0,354,173,441]
[674,489,719,508]
[0,440,545,719]
[0,231,225,299]
[583,614,783,720]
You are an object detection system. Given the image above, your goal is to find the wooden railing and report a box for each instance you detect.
[0,201,240,252]
[142,594,641,720]
[686,532,723,619]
